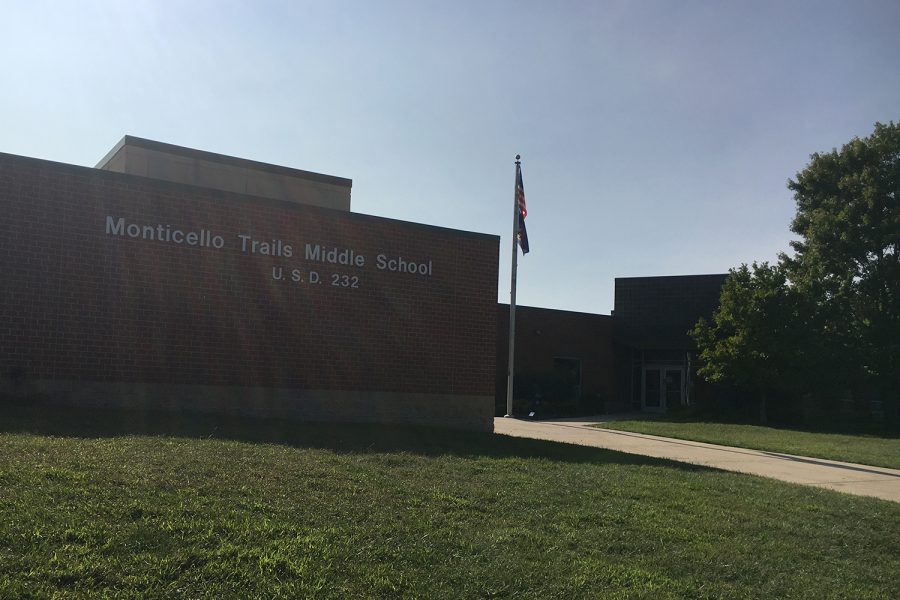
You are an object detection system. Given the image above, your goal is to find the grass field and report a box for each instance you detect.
[595,418,900,470]
[1,406,898,599]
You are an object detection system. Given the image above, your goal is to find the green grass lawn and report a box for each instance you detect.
[595,418,900,470]
[1,406,898,599]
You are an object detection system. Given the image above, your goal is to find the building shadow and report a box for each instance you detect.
[0,401,710,473]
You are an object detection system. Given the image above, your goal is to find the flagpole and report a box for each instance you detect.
[505,154,521,418]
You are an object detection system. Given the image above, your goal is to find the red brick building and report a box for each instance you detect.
[614,274,728,412]
[496,305,621,415]
[1,137,728,428]
[0,138,499,430]
[496,275,727,416]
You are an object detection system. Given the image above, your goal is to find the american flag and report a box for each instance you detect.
[516,164,529,254]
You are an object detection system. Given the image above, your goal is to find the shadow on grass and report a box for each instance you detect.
[0,402,709,472]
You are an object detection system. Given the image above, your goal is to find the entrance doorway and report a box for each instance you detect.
[642,366,683,412]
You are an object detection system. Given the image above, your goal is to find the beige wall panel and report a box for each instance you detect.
[101,149,127,173]
[195,160,248,194]
[124,146,149,177]
[101,140,351,211]
[146,151,195,185]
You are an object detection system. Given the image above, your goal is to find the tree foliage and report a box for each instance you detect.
[694,122,900,422]
[785,122,900,403]
[691,263,807,423]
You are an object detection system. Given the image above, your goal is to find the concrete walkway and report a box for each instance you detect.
[494,417,900,503]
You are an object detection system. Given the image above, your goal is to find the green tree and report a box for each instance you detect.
[691,263,807,424]
[784,121,900,419]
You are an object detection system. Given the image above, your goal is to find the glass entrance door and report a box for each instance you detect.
[664,369,683,408]
[642,368,662,411]
[642,367,684,412]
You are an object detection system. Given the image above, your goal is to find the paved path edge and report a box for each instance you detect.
[494,417,900,503]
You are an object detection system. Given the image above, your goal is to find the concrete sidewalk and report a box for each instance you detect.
[494,417,900,503]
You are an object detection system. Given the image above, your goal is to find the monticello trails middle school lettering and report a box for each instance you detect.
[105,216,225,249]
[305,243,433,276]
[106,215,434,277]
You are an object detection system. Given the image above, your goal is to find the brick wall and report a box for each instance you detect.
[613,274,728,410]
[614,274,727,349]
[0,152,499,430]
[496,305,619,414]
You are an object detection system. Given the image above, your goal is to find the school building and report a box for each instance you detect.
[1,136,499,431]
[1,136,726,431]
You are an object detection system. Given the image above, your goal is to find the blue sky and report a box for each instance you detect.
[2,0,898,313]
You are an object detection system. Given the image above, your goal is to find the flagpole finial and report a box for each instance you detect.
[515,154,521,164]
